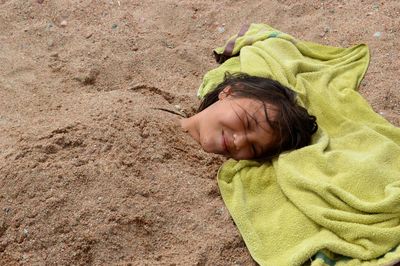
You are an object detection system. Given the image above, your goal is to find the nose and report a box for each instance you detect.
[233,132,248,151]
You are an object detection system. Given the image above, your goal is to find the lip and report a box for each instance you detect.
[222,130,229,155]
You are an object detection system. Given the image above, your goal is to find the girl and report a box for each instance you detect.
[180,73,318,160]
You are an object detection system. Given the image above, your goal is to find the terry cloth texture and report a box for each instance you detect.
[198,23,400,266]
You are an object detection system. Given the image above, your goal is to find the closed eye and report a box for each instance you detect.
[244,115,251,130]
[244,115,258,156]
[251,144,257,156]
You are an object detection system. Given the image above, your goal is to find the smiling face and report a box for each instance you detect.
[181,87,279,160]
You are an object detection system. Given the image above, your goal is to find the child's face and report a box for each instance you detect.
[183,88,278,160]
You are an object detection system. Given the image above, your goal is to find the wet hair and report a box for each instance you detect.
[198,72,318,160]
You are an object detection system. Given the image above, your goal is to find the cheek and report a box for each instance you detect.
[212,102,241,130]
[220,112,244,132]
[199,123,221,153]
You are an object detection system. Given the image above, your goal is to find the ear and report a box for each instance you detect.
[218,86,233,100]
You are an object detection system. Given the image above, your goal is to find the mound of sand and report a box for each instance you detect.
[0,0,398,264]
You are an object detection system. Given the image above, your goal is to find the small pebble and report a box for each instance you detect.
[217,26,225,33]
[161,40,174,49]
[111,23,118,29]
[101,144,112,152]
[85,32,93,39]
[215,207,224,215]
[46,22,53,30]
[47,39,54,47]
[74,68,99,85]
[23,228,29,236]
[373,31,382,38]
[60,20,67,27]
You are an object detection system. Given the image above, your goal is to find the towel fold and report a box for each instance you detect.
[198,23,400,266]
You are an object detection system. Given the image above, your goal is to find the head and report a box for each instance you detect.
[181,73,317,160]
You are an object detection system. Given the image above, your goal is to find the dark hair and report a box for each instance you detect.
[198,72,318,159]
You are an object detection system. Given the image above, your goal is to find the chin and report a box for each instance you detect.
[201,144,215,154]
[201,141,220,155]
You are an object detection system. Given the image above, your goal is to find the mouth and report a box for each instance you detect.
[222,130,229,155]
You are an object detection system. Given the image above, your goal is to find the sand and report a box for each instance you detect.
[0,0,399,265]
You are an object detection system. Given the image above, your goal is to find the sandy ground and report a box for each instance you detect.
[0,0,399,265]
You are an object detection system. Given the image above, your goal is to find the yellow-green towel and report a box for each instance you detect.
[198,23,400,266]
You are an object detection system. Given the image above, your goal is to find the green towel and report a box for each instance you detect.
[198,24,400,266]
